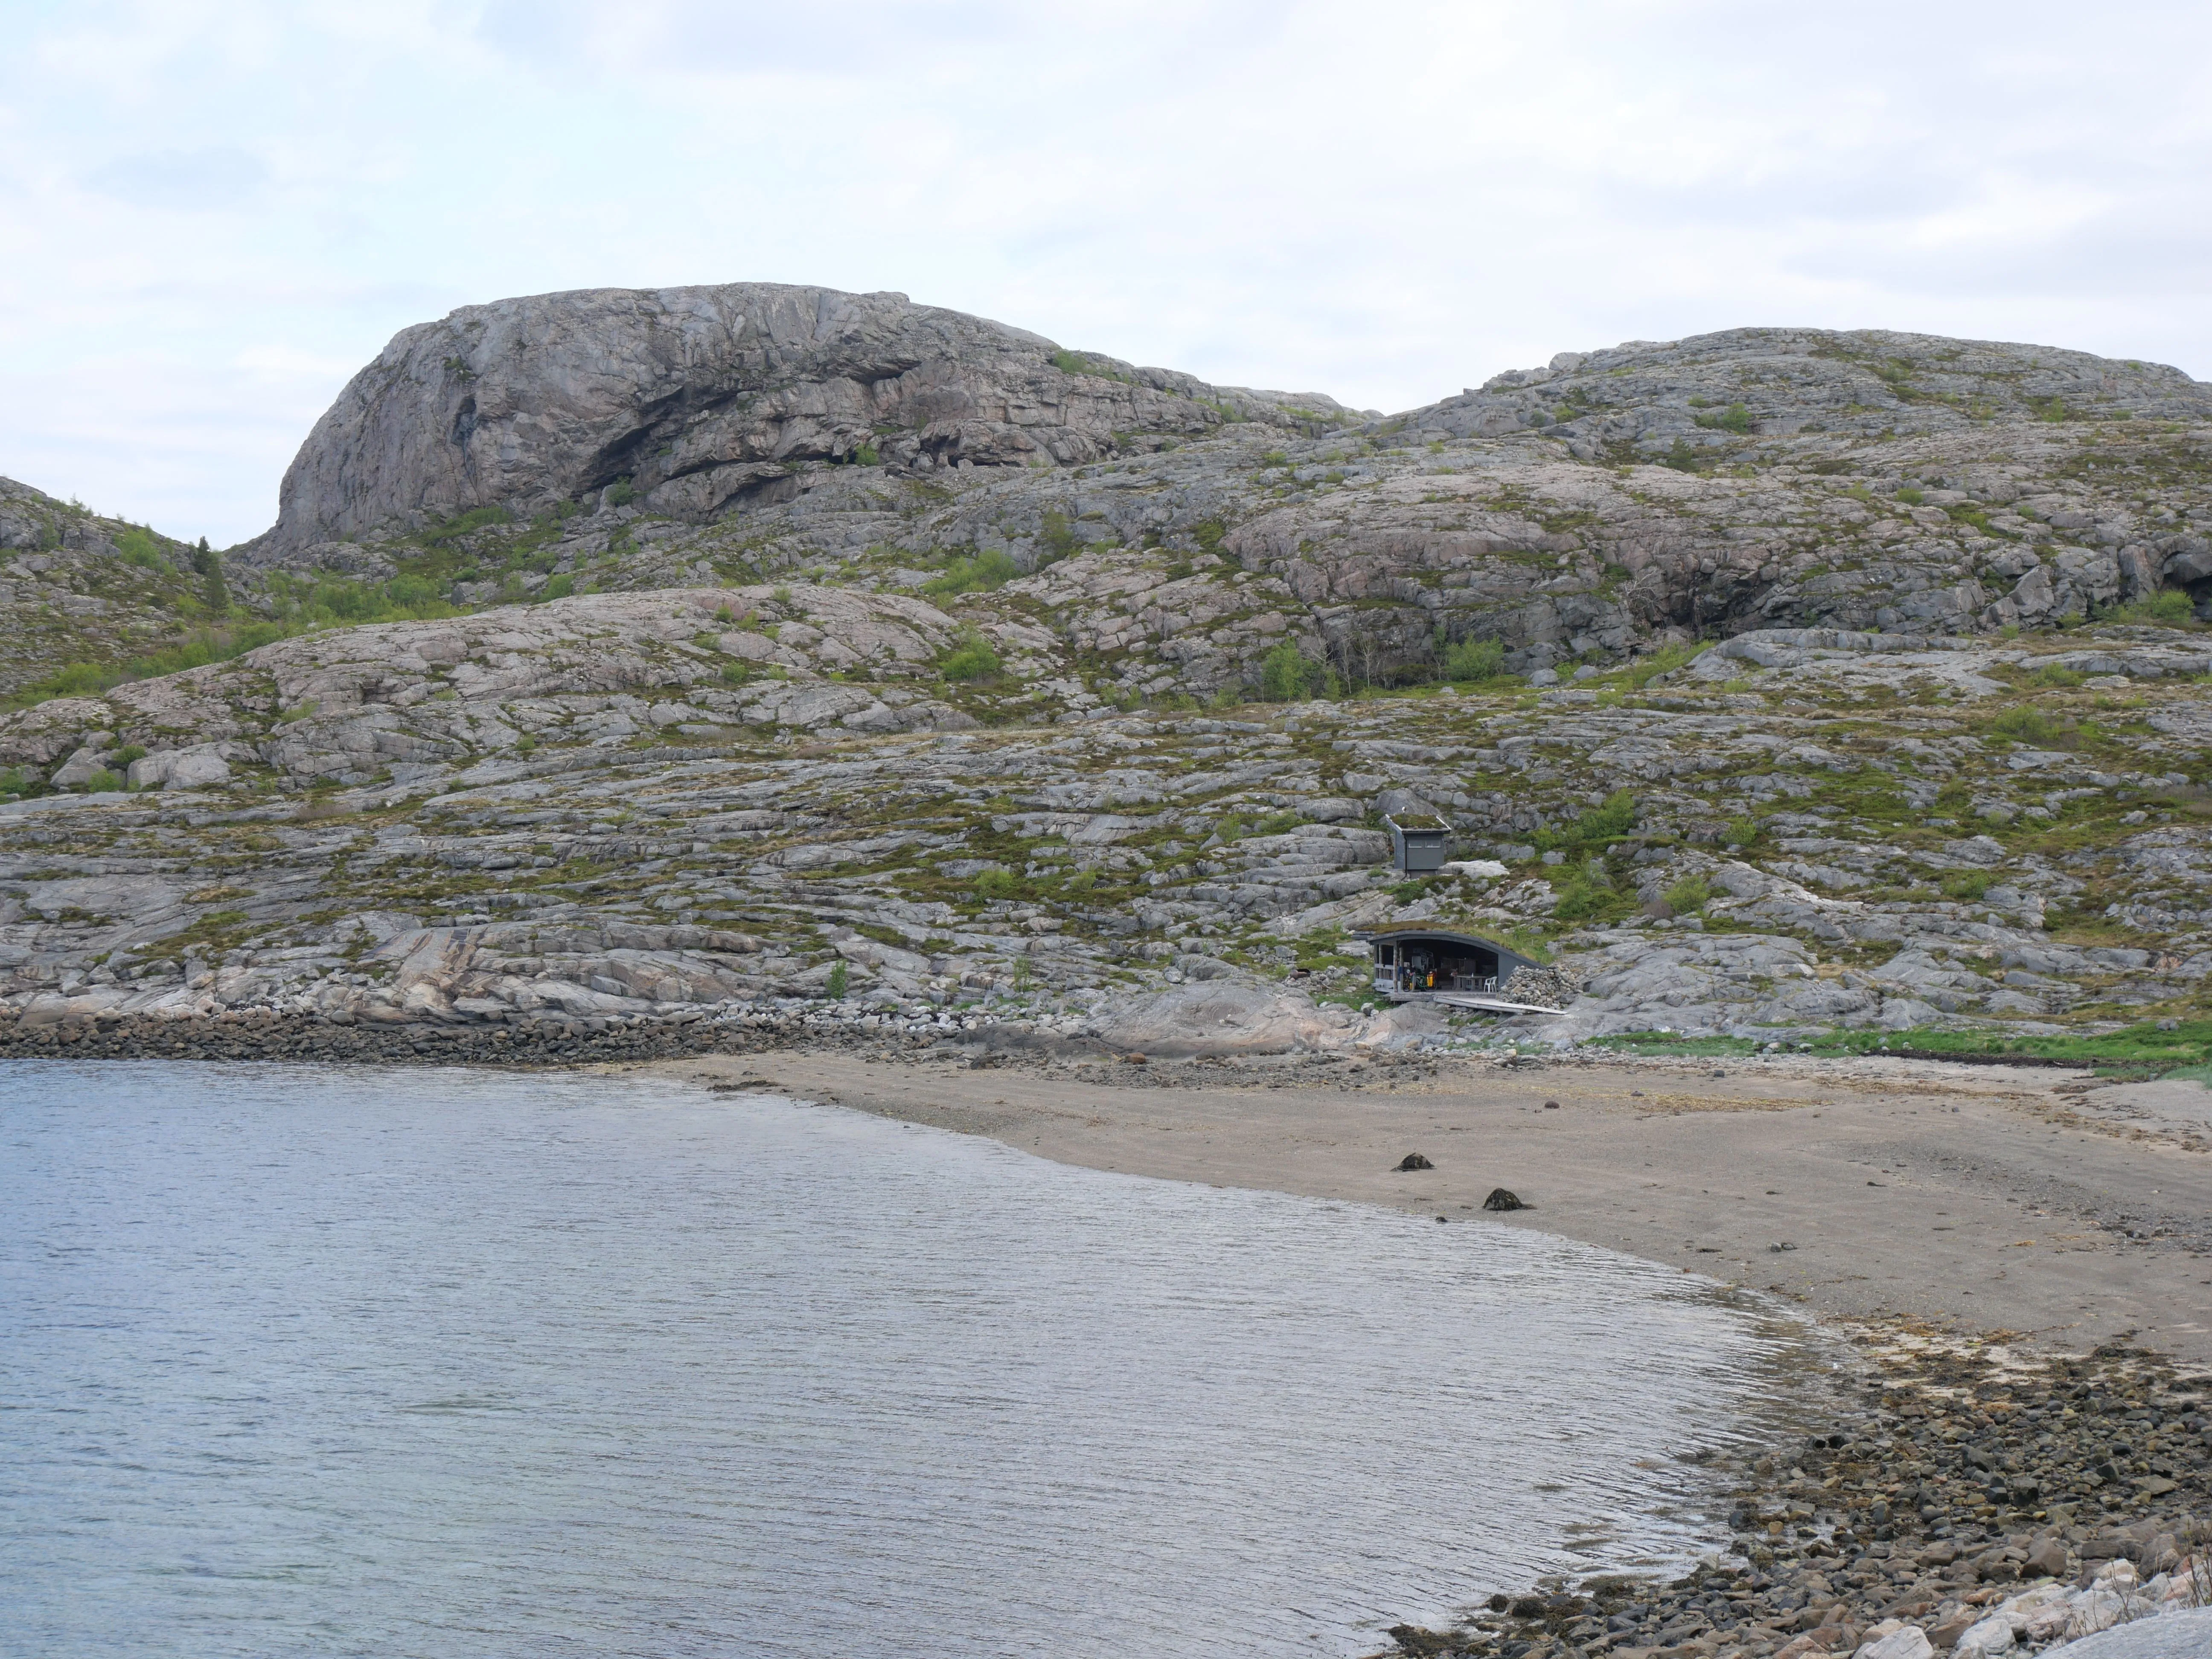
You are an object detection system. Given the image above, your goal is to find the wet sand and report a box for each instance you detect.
[647,1049,2212,1364]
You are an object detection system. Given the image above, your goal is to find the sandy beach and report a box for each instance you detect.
[650,1048,2212,1365]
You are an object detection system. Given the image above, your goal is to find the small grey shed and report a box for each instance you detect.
[1384,812,1451,874]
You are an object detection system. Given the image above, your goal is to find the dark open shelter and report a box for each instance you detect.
[1357,926,1545,998]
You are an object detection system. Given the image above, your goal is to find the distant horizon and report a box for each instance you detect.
[6,1,2208,547]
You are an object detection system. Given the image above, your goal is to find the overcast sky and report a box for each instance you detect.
[4,0,2208,547]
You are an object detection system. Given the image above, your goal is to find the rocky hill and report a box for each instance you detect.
[0,478,242,699]
[5,285,2212,1055]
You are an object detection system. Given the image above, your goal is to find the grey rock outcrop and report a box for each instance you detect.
[249,282,1353,561]
[8,297,2212,1057]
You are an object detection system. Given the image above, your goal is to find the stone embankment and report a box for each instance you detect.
[1387,1337,2212,1659]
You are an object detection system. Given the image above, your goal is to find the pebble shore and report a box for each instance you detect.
[0,1003,962,1065]
[1388,1336,2211,1659]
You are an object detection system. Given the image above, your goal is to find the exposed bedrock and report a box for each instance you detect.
[249,282,1354,560]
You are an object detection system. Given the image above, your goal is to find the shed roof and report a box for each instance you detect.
[1384,812,1451,832]
[1352,923,1546,970]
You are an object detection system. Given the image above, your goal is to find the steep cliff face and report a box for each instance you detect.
[254,283,1351,560]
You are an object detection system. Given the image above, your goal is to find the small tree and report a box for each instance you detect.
[1258,640,1330,701]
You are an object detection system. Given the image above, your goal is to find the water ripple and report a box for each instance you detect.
[0,1061,1825,1657]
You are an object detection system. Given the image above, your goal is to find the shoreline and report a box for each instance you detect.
[647,1043,2212,1367]
[637,1046,2212,1657]
[16,1016,2212,1654]
[13,1011,2210,1361]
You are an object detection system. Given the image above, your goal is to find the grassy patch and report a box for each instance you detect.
[2104,589,2197,627]
[923,549,1019,597]
[1586,1032,1767,1057]
[6,620,311,708]
[1805,1022,2212,1068]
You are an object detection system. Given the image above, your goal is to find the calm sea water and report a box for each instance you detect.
[0,1062,1821,1657]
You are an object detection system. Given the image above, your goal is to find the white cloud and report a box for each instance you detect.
[0,0,2206,546]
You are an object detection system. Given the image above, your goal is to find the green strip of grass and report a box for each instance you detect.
[1806,1022,2212,1067]
[1586,1022,2212,1071]
[1584,1032,1767,1057]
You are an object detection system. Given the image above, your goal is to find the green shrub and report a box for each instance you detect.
[1942,870,1993,901]
[538,574,574,602]
[83,767,127,794]
[973,868,1019,900]
[115,527,169,571]
[1988,705,2055,743]
[1692,402,1754,434]
[110,745,147,769]
[1443,635,1506,682]
[2034,664,2085,687]
[31,662,116,698]
[1553,858,1620,921]
[605,478,637,507]
[721,662,752,686]
[1662,874,1711,914]
[1623,640,1708,688]
[262,569,460,629]
[1575,789,1637,844]
[0,765,33,797]
[923,549,1020,597]
[2109,588,2196,626]
[826,960,849,998]
[1895,486,1926,506]
[1039,510,1083,563]
[939,629,1002,682]
[852,442,880,466]
[1258,640,1333,701]
[418,505,513,546]
[1723,815,1761,847]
